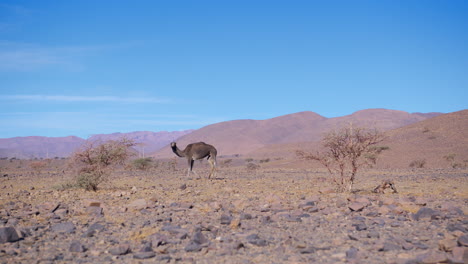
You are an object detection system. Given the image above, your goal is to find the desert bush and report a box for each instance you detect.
[30,161,48,175]
[68,138,136,191]
[246,162,260,171]
[245,158,254,163]
[222,159,233,167]
[297,125,386,192]
[409,159,426,168]
[259,158,270,163]
[132,157,153,171]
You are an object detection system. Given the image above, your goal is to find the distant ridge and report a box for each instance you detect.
[155,109,443,158]
[0,130,193,159]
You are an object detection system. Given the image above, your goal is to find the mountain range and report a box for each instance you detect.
[2,108,466,169]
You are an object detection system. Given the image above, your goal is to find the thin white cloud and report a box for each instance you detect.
[0,94,171,103]
[0,41,137,71]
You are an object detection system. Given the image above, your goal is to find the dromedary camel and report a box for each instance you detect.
[170,142,217,179]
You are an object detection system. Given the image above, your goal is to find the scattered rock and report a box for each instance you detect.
[246,234,267,247]
[413,207,440,221]
[457,235,468,247]
[133,252,156,259]
[0,227,21,243]
[51,222,75,233]
[109,243,131,256]
[439,238,457,252]
[69,240,86,252]
[349,202,367,212]
[220,214,232,225]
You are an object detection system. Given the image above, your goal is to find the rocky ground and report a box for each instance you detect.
[0,167,467,263]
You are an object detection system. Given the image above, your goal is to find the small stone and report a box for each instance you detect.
[220,214,232,225]
[246,234,267,247]
[349,202,367,212]
[185,241,202,252]
[240,213,252,220]
[86,206,103,217]
[69,240,86,253]
[439,238,457,252]
[416,250,448,264]
[0,227,21,243]
[354,223,367,231]
[179,184,187,190]
[133,252,156,259]
[457,235,468,247]
[367,231,380,239]
[380,242,401,251]
[413,207,440,221]
[346,247,359,259]
[85,223,105,237]
[192,231,209,245]
[51,222,75,234]
[451,247,467,264]
[109,243,131,256]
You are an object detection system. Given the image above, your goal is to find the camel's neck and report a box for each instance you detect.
[171,145,186,158]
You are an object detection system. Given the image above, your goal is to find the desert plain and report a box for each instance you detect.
[0,157,467,264]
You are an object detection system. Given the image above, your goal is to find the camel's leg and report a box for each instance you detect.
[208,157,217,179]
[188,159,200,179]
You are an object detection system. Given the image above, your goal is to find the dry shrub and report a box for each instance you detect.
[68,138,136,191]
[297,125,386,192]
[132,157,153,171]
[30,160,48,175]
[246,163,260,171]
[409,159,426,168]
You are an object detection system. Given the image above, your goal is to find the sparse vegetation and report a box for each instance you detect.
[297,125,386,192]
[409,159,426,168]
[259,158,270,163]
[68,138,136,191]
[245,158,254,163]
[30,160,48,175]
[246,162,260,171]
[132,157,153,171]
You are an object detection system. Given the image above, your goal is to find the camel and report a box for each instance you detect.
[170,142,217,179]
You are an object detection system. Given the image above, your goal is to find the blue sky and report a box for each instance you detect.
[1,0,467,138]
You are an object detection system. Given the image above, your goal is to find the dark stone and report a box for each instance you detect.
[192,231,209,245]
[179,184,187,190]
[185,241,202,252]
[51,222,75,233]
[0,227,21,243]
[149,233,170,246]
[354,223,368,231]
[69,240,86,253]
[458,235,468,247]
[85,223,105,237]
[346,247,359,259]
[447,223,467,232]
[109,243,131,255]
[220,214,232,225]
[380,242,401,251]
[133,252,156,259]
[139,242,153,252]
[299,247,316,254]
[367,231,380,239]
[413,207,440,221]
[246,234,267,247]
[240,213,253,220]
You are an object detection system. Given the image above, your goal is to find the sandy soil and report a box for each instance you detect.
[0,163,467,263]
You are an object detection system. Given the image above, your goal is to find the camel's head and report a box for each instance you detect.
[170,142,176,148]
